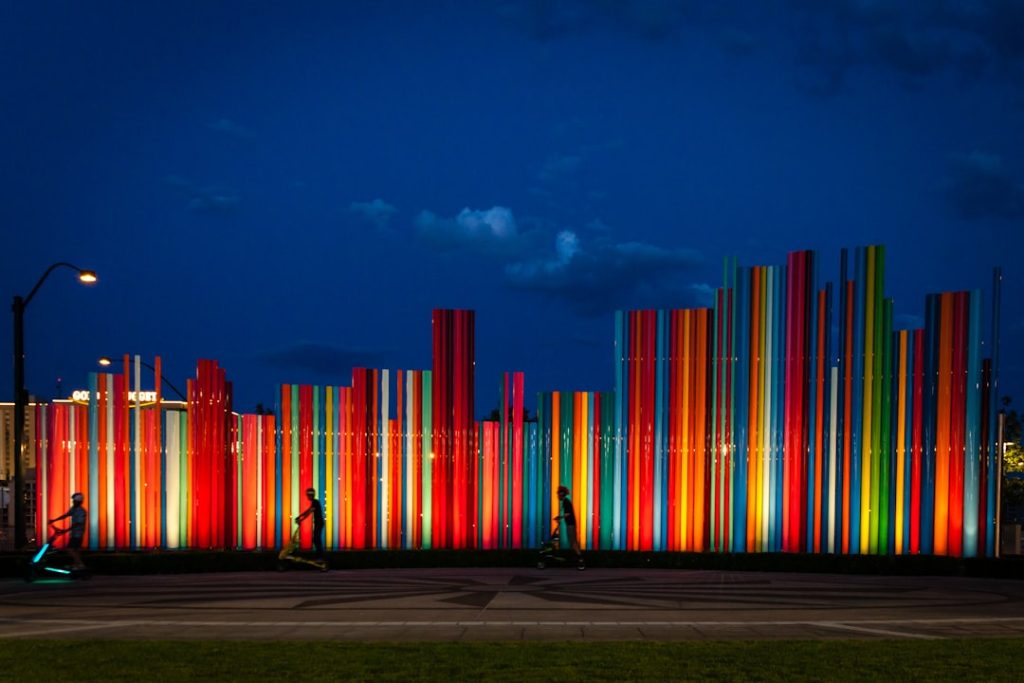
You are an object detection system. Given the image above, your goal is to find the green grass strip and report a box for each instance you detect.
[0,639,1021,682]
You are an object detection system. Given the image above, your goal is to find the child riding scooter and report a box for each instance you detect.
[27,492,90,581]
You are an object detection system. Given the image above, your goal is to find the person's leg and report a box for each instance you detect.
[67,536,84,568]
[567,525,582,557]
[313,525,324,559]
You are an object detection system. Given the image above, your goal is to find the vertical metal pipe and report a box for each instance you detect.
[995,411,1004,558]
[12,295,27,548]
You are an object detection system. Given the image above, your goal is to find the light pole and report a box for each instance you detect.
[97,356,187,401]
[12,262,97,549]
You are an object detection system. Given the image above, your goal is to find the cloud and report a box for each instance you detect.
[256,342,390,377]
[415,206,524,254]
[539,154,582,183]
[499,0,593,41]
[687,282,716,307]
[500,0,693,41]
[793,20,858,98]
[349,198,398,230]
[944,151,1024,221]
[207,118,254,139]
[938,0,1024,61]
[895,312,925,329]
[165,175,241,213]
[499,2,1023,94]
[869,26,952,78]
[186,189,241,213]
[505,229,704,314]
[164,174,192,189]
[719,27,757,56]
[789,1,1024,94]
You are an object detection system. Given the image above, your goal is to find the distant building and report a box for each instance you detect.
[0,402,38,545]
[0,401,38,479]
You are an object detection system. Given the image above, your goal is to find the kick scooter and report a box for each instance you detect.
[277,527,328,572]
[26,523,91,582]
[536,520,585,570]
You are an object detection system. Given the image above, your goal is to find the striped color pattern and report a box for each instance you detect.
[33,264,1001,557]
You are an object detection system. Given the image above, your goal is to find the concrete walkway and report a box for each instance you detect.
[2,568,1022,641]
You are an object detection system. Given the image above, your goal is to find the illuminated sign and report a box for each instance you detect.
[71,389,159,405]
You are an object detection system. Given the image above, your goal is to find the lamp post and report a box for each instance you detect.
[12,262,97,549]
[97,356,187,401]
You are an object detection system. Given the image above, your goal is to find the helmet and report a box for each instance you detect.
[306,488,316,496]
[71,492,84,503]
[557,486,569,496]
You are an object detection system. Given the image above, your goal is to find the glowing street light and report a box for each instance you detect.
[11,262,97,548]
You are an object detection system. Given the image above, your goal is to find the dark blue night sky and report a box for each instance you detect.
[3,1,1022,414]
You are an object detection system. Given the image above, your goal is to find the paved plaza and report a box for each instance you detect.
[1,568,1023,641]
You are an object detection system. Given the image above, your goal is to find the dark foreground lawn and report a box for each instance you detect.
[0,639,1020,682]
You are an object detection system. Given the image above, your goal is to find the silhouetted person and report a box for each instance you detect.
[556,485,584,568]
[49,492,87,569]
[296,487,325,559]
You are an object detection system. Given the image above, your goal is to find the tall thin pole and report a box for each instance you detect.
[992,267,1001,406]
[991,266,1002,558]
[10,262,96,549]
[995,411,1004,558]
[12,295,26,549]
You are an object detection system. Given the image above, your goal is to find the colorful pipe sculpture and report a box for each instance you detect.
[34,247,1001,557]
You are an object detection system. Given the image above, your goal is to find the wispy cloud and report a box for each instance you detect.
[501,1,1024,96]
[412,198,709,314]
[505,229,703,314]
[349,198,399,230]
[256,342,390,377]
[687,282,716,307]
[944,151,1024,222]
[165,175,240,214]
[719,27,757,56]
[895,312,925,330]
[870,25,952,79]
[501,0,690,42]
[790,1,1024,94]
[187,191,241,213]
[415,206,525,255]
[207,118,254,139]
[538,153,583,183]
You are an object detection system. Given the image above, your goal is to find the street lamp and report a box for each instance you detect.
[97,356,187,401]
[11,262,97,549]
